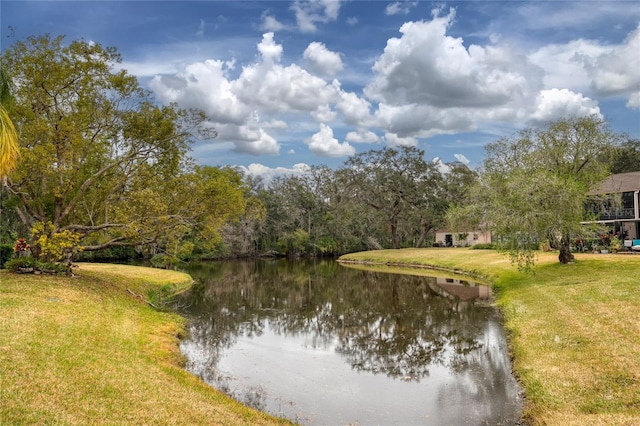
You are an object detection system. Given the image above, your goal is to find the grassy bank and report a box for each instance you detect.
[339,249,640,426]
[0,263,289,425]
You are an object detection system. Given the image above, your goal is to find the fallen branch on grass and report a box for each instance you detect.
[126,288,158,308]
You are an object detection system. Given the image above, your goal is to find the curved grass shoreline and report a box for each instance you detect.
[339,248,640,425]
[0,263,290,425]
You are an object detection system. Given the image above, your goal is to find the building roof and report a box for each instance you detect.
[590,172,640,194]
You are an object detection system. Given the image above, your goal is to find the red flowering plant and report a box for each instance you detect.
[13,238,30,253]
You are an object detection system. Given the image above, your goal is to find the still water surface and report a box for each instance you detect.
[176,259,522,425]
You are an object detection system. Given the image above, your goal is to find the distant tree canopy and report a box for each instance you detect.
[0,34,252,262]
[231,147,477,258]
[448,115,623,268]
[608,138,640,173]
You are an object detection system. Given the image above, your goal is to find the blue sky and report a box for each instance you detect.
[2,1,640,180]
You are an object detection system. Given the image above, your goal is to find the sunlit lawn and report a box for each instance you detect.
[340,249,640,426]
[0,263,290,425]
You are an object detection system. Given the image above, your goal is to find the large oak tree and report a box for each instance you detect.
[342,146,445,249]
[1,35,231,260]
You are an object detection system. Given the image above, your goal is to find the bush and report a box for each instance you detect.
[4,257,71,275]
[610,236,622,253]
[37,262,72,275]
[471,243,496,250]
[4,257,36,272]
[0,244,13,268]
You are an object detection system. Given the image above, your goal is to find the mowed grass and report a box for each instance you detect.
[340,249,640,426]
[0,263,290,426]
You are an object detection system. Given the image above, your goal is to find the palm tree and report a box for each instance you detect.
[0,66,20,180]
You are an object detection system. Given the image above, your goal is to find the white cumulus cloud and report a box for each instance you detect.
[345,129,380,143]
[581,25,640,100]
[238,163,311,185]
[306,123,356,157]
[366,9,541,109]
[260,12,287,32]
[531,89,601,124]
[383,132,418,147]
[627,92,640,110]
[311,104,337,122]
[303,42,344,76]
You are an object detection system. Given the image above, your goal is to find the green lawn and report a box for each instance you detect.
[340,249,640,426]
[0,263,290,425]
[4,254,638,425]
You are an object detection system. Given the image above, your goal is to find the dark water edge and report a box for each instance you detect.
[176,259,523,425]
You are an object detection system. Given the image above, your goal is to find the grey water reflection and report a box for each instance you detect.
[176,259,522,425]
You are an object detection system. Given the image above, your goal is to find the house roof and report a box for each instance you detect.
[590,172,640,194]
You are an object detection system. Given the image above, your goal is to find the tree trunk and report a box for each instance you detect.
[390,218,400,249]
[558,233,574,264]
[415,223,433,248]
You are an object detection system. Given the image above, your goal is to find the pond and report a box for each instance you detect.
[176,259,522,425]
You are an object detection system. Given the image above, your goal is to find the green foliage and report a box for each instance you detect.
[146,283,178,310]
[608,138,640,173]
[3,256,36,272]
[457,116,621,268]
[277,229,311,257]
[316,236,339,255]
[4,257,71,275]
[609,236,622,252]
[73,245,141,262]
[0,244,12,267]
[2,34,220,259]
[342,146,446,249]
[470,243,495,250]
[36,261,71,275]
[30,221,82,263]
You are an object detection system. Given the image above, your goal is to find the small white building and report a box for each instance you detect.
[434,230,492,247]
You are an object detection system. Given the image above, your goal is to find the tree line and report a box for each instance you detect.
[1,35,638,269]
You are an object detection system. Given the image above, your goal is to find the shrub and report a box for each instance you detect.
[30,221,82,263]
[4,257,36,272]
[610,236,622,253]
[471,243,495,250]
[37,261,72,275]
[4,257,71,275]
[0,244,13,268]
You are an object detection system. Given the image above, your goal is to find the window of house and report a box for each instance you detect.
[622,192,634,210]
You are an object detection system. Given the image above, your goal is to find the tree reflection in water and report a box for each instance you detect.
[176,259,522,425]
